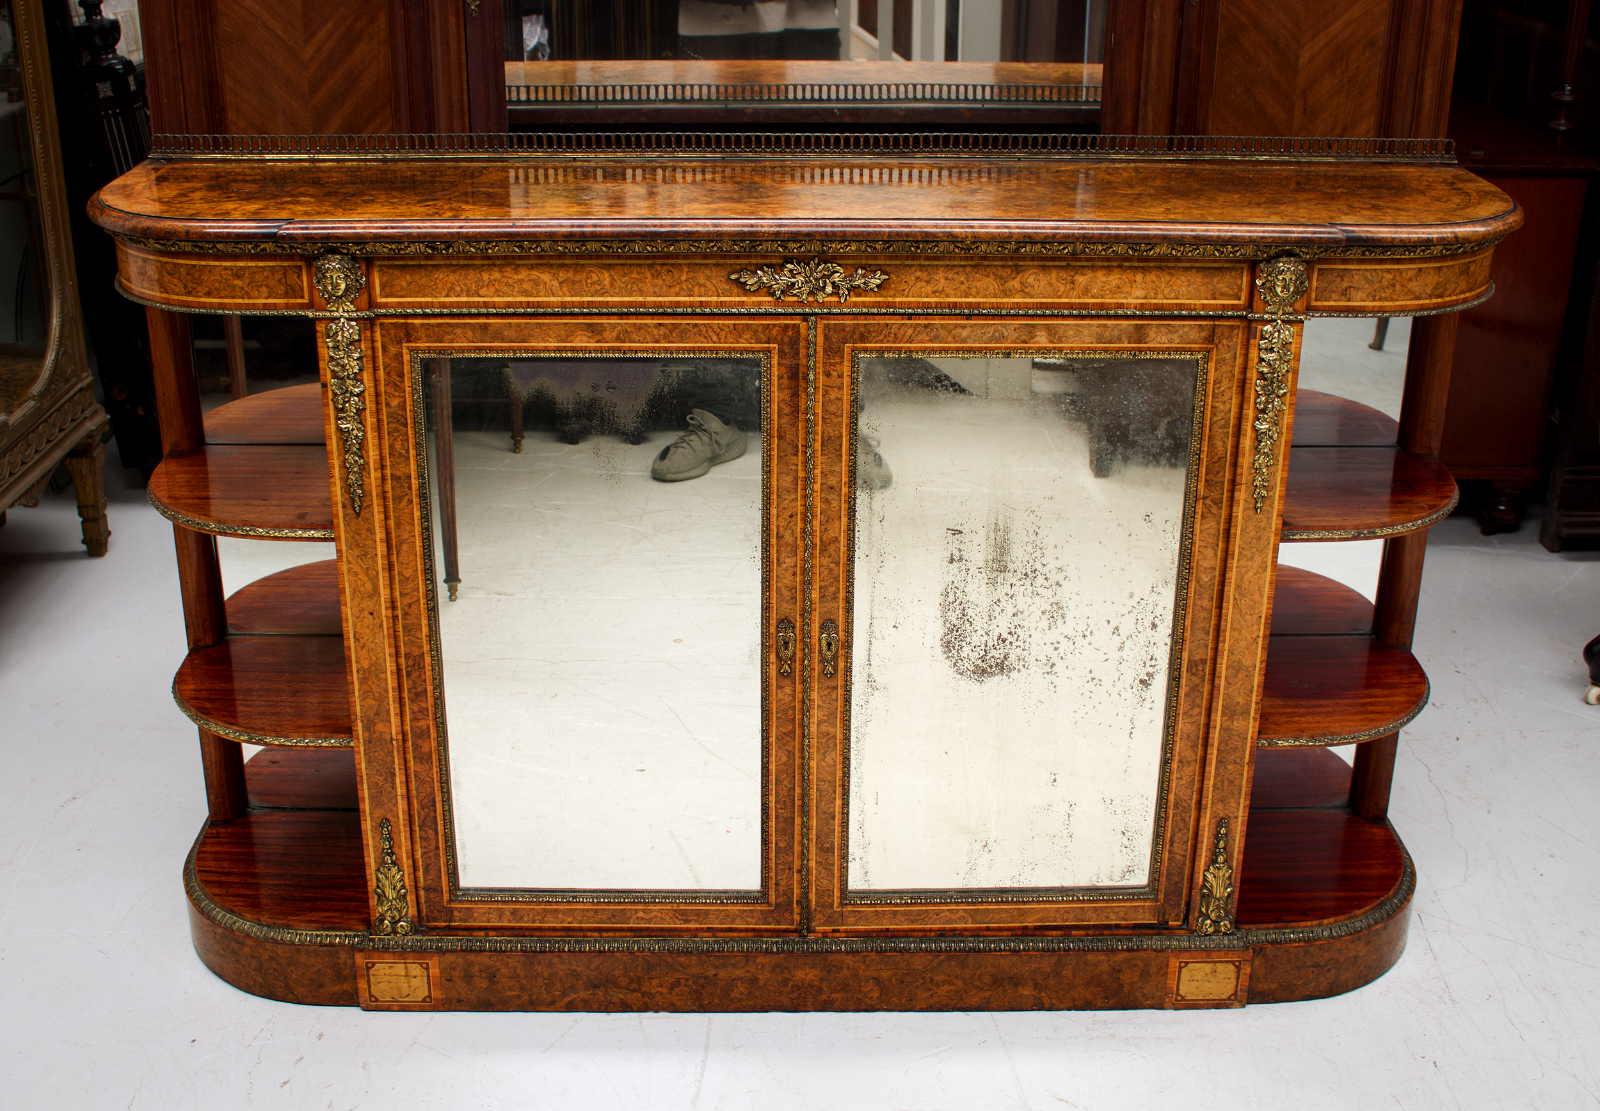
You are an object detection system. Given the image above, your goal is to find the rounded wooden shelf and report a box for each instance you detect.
[1258,635,1428,747]
[148,445,334,539]
[1251,747,1353,810]
[204,382,325,445]
[244,748,359,811]
[183,801,1412,1010]
[191,809,369,933]
[1236,810,1407,930]
[1271,564,1374,636]
[1291,389,1398,447]
[227,560,342,637]
[1281,446,1457,541]
[174,636,352,747]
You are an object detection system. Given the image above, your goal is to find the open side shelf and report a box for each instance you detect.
[1236,810,1405,929]
[1271,564,1374,636]
[204,382,326,445]
[227,560,342,636]
[174,636,352,747]
[148,445,335,539]
[1282,447,1457,541]
[245,748,360,810]
[1257,637,1428,747]
[1250,746,1354,809]
[1261,565,1427,747]
[1291,389,1399,448]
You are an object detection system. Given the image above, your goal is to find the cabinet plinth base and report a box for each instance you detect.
[184,814,1413,1011]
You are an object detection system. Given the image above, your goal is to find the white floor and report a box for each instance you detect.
[1,318,1597,1108]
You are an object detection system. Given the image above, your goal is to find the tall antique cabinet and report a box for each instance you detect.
[92,131,1513,1010]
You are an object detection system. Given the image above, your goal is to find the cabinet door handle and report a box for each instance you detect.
[820,619,840,678]
[776,618,796,677]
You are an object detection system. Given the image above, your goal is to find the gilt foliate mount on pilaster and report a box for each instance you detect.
[1250,255,1309,512]
[313,253,369,515]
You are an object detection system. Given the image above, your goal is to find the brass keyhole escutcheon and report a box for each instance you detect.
[776,618,796,677]
[820,619,840,678]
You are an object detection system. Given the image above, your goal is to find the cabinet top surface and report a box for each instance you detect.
[91,138,1519,254]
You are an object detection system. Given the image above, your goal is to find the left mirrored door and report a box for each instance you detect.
[374,318,805,932]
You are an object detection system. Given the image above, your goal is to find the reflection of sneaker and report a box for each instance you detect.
[650,409,747,481]
[857,434,892,490]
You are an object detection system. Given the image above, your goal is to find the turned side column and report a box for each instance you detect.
[148,305,247,822]
[1358,312,1459,820]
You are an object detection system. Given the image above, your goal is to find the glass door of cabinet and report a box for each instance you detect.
[808,318,1242,933]
[380,318,805,933]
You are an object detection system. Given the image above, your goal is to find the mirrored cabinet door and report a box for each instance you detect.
[373,318,806,932]
[810,318,1253,933]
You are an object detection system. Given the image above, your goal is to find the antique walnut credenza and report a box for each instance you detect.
[91,133,1516,1011]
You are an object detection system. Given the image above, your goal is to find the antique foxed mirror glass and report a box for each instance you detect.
[846,354,1201,893]
[421,354,767,892]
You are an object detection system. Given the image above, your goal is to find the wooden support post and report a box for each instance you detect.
[224,315,248,400]
[148,305,247,822]
[1357,312,1459,819]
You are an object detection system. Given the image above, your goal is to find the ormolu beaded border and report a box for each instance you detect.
[146,486,337,540]
[173,685,354,749]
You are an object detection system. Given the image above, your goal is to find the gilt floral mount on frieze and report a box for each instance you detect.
[729,259,889,304]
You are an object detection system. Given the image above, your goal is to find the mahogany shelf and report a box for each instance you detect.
[1257,636,1429,747]
[1235,810,1405,929]
[191,808,369,932]
[1270,565,1374,636]
[204,382,325,445]
[1281,446,1458,541]
[184,798,1402,941]
[1291,389,1398,447]
[226,560,342,637]
[245,748,360,810]
[1250,747,1354,810]
[148,445,335,539]
[174,636,352,747]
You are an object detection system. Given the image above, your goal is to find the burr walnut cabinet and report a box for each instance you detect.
[89,132,1515,1011]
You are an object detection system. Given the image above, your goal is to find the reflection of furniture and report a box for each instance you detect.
[0,0,110,555]
[96,132,1511,1011]
[1442,100,1597,533]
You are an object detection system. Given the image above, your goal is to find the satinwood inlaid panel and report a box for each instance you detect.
[368,257,1252,314]
[117,244,312,313]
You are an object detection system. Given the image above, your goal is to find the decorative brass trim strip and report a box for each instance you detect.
[113,232,1503,261]
[1257,677,1429,747]
[149,131,1456,162]
[1281,485,1459,541]
[1195,818,1236,936]
[730,260,888,304]
[145,486,336,540]
[373,818,415,937]
[172,685,354,749]
[314,255,369,516]
[182,818,1415,952]
[1249,256,1309,512]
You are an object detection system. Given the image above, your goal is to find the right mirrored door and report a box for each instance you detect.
[811,319,1246,933]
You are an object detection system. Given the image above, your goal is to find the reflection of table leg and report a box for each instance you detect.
[430,359,461,601]
[64,415,111,556]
